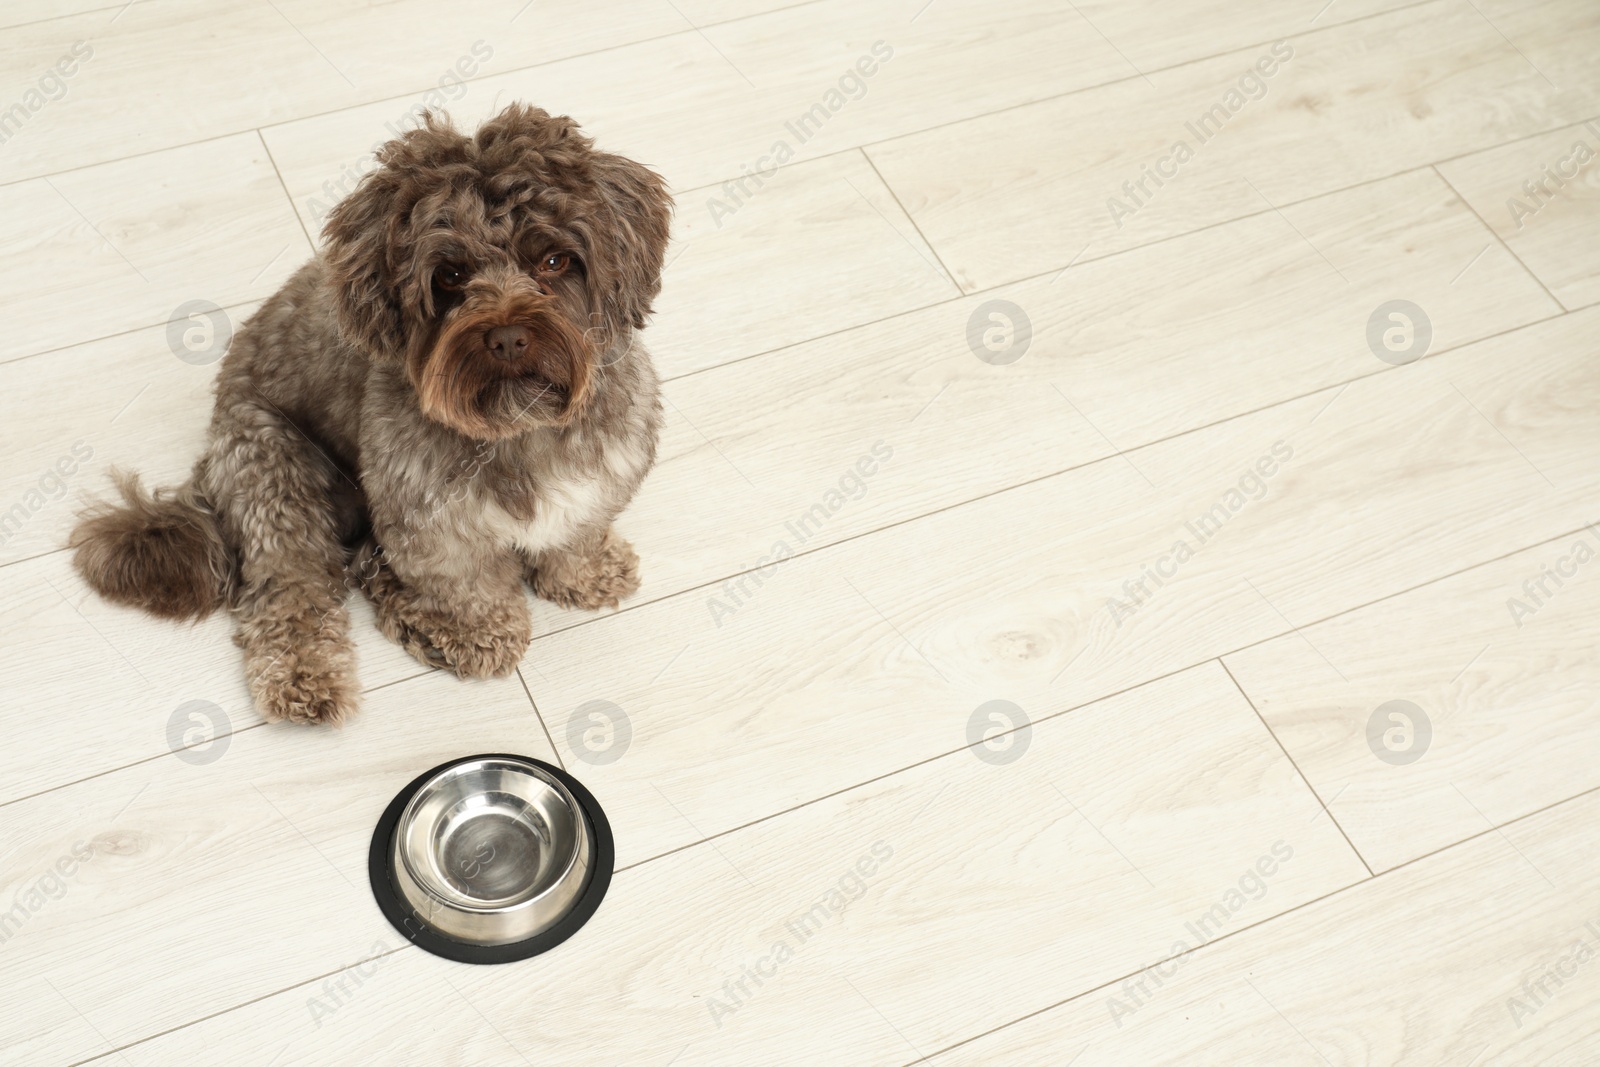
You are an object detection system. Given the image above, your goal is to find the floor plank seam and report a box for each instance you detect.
[655,161,1505,388]
[1216,657,1377,877]
[0,721,269,811]
[515,664,566,772]
[496,307,1577,644]
[1430,164,1566,313]
[0,296,264,370]
[1425,111,1600,172]
[892,781,1600,1067]
[15,504,1561,822]
[855,0,1448,157]
[0,0,835,194]
[60,775,1600,1067]
[4,327,1588,816]
[3,2,152,32]
[1202,516,1600,662]
[0,0,1442,201]
[2,132,1580,380]
[63,941,419,1067]
[856,146,965,296]
[8,2,1600,1060]
[257,128,318,253]
[591,516,1600,876]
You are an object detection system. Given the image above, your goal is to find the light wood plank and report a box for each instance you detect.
[1478,0,1600,110]
[0,0,686,184]
[1070,0,1419,69]
[540,169,1555,630]
[258,0,1135,231]
[925,787,1600,1065]
[0,550,428,807]
[0,670,556,1066]
[1224,527,1600,872]
[50,665,1366,1065]
[0,134,309,364]
[668,0,806,27]
[1,313,243,566]
[0,1,133,30]
[518,308,1600,871]
[1439,119,1600,310]
[646,150,960,379]
[866,0,1598,291]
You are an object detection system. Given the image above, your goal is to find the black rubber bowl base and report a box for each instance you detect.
[367,754,614,965]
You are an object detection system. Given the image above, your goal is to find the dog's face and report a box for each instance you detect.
[322,105,672,440]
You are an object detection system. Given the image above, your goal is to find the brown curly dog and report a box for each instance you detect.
[70,104,671,725]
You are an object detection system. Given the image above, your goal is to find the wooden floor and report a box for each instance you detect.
[2,1,1598,1063]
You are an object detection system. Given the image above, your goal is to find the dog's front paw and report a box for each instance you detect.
[352,538,532,678]
[237,610,360,726]
[398,611,529,679]
[253,672,359,726]
[371,591,531,679]
[532,531,640,612]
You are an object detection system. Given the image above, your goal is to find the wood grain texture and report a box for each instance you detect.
[667,0,811,27]
[258,0,1136,224]
[0,669,557,1066]
[924,787,1600,1065]
[1439,119,1600,310]
[1069,0,1420,69]
[646,149,960,379]
[1224,526,1600,872]
[0,550,427,807]
[867,0,1599,291]
[0,134,308,365]
[3,0,1599,1062]
[0,314,240,566]
[517,309,1600,872]
[0,1,132,30]
[54,666,1367,1065]
[544,168,1556,635]
[1477,0,1600,111]
[0,0,687,184]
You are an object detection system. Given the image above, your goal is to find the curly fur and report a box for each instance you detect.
[69,104,671,725]
[68,470,234,620]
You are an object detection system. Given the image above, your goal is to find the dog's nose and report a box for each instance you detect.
[485,324,532,362]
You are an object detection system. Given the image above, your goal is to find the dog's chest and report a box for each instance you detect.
[480,470,609,555]
[477,434,650,556]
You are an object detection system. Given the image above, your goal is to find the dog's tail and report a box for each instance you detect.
[69,470,234,620]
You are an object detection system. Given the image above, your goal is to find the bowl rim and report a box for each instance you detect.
[394,756,587,914]
[368,753,615,965]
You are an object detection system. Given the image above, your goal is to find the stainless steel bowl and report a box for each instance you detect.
[390,757,595,947]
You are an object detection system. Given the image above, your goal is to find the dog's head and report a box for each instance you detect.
[322,104,672,439]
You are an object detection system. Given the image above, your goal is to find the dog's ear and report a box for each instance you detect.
[591,153,673,330]
[321,165,408,358]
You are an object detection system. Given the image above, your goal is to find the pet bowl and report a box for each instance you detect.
[368,754,613,964]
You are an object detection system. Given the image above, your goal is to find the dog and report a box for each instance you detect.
[70,104,671,725]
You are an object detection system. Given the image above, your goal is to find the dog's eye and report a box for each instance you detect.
[436,265,467,290]
[538,252,571,276]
